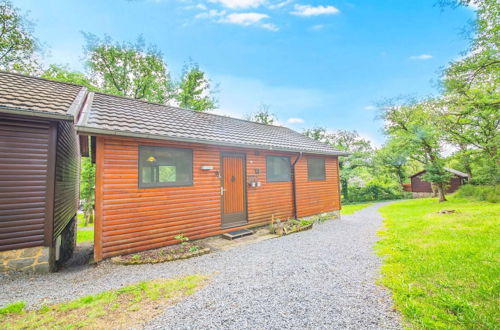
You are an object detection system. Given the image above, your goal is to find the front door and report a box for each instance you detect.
[221,153,247,228]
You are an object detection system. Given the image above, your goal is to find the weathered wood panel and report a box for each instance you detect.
[0,116,53,251]
[53,120,80,240]
[95,136,341,260]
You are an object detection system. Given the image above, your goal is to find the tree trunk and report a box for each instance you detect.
[437,184,447,202]
[459,144,473,179]
[431,184,438,197]
[341,179,348,201]
[396,167,404,185]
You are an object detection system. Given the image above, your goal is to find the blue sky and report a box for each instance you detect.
[14,0,475,145]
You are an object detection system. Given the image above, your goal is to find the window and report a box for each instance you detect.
[307,157,326,180]
[139,146,193,187]
[266,156,291,182]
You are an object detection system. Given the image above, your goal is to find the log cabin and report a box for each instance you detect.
[0,71,347,266]
[0,72,83,272]
[75,92,347,261]
[409,168,469,195]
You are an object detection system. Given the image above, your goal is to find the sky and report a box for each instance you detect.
[13,0,475,146]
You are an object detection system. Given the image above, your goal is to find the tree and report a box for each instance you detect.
[374,140,410,185]
[174,62,216,111]
[41,64,99,90]
[246,104,277,125]
[437,0,500,184]
[0,0,38,73]
[84,33,171,103]
[382,100,451,202]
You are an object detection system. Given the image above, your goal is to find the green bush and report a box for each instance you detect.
[343,182,410,203]
[455,184,499,203]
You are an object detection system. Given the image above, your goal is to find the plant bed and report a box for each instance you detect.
[269,217,314,236]
[112,240,210,265]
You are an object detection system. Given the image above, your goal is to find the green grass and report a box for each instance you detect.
[0,275,206,329]
[341,203,373,215]
[0,302,26,315]
[77,213,94,228]
[77,227,94,243]
[376,197,500,329]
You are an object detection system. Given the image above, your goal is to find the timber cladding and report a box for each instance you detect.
[95,136,340,260]
[411,172,464,193]
[0,116,54,251]
[0,114,80,252]
[53,120,80,241]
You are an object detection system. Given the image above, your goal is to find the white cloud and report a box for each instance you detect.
[260,23,279,31]
[409,54,433,60]
[217,12,279,30]
[310,24,324,31]
[291,4,340,16]
[209,0,267,9]
[363,105,377,110]
[287,117,304,123]
[223,12,268,25]
[267,0,293,9]
[195,9,226,19]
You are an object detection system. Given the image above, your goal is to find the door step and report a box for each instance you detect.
[222,229,253,240]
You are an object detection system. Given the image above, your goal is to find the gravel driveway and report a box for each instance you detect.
[0,202,401,329]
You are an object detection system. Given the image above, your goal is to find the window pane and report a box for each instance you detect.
[267,156,291,182]
[159,165,176,182]
[142,167,155,183]
[308,158,325,180]
[139,146,193,187]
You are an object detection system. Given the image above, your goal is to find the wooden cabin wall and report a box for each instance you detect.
[53,120,80,241]
[94,136,341,260]
[295,155,340,218]
[411,173,464,194]
[0,115,55,251]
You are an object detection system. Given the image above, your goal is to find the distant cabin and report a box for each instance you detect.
[409,168,469,194]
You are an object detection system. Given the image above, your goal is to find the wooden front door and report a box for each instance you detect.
[221,153,247,228]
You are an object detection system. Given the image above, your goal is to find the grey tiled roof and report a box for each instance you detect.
[0,71,85,119]
[444,168,469,178]
[77,92,345,156]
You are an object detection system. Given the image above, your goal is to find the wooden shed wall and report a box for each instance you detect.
[411,173,465,193]
[53,120,80,240]
[95,136,340,260]
[0,115,55,251]
[410,174,433,193]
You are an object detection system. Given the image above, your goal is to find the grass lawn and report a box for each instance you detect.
[76,212,94,243]
[0,275,206,329]
[341,203,373,215]
[77,228,94,244]
[377,197,499,329]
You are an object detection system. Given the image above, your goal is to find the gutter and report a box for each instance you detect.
[291,152,303,219]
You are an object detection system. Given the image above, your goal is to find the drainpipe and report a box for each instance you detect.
[291,152,303,219]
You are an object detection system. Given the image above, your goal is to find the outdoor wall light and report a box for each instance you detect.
[200,165,213,170]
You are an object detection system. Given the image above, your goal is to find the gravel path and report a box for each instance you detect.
[0,202,401,329]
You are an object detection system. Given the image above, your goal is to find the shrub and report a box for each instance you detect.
[455,184,499,203]
[343,182,410,204]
